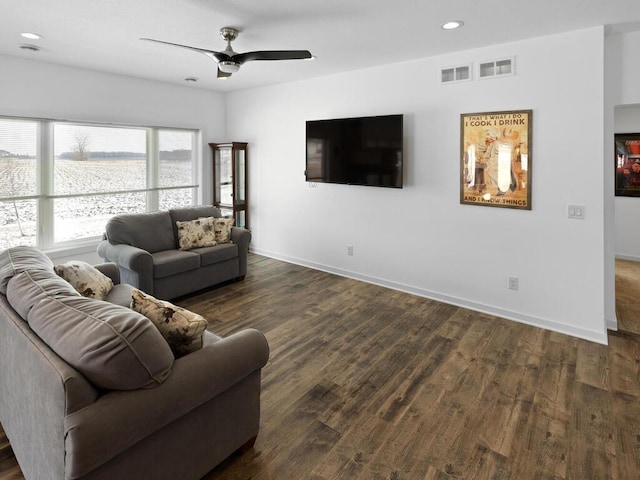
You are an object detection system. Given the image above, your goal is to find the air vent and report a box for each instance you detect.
[478,57,514,79]
[440,64,472,84]
[19,44,40,52]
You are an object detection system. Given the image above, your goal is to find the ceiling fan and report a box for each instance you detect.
[141,27,313,78]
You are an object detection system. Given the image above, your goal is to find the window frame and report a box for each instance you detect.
[0,115,201,251]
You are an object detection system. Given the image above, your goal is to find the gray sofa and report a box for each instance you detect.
[0,246,269,480]
[98,205,251,299]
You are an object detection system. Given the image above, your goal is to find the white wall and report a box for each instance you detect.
[604,32,618,331]
[614,105,640,261]
[0,54,226,263]
[607,29,640,263]
[226,28,608,343]
[614,30,640,106]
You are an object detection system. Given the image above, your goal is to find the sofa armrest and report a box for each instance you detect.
[97,241,152,271]
[230,227,251,277]
[93,262,121,285]
[63,328,269,478]
[97,240,154,293]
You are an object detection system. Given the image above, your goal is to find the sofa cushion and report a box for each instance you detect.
[213,217,234,244]
[0,245,54,295]
[105,210,176,253]
[28,295,174,390]
[151,250,200,279]
[130,289,208,357]
[6,269,80,319]
[176,217,217,251]
[195,243,239,266]
[54,260,114,301]
[104,283,136,308]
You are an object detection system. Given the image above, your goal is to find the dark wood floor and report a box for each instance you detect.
[2,255,640,479]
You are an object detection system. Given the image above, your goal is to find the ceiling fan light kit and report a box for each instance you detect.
[141,27,312,79]
[218,60,240,74]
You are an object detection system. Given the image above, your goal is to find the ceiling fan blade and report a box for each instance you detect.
[140,38,229,63]
[234,50,313,64]
[217,67,232,78]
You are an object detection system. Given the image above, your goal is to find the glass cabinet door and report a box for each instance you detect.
[211,142,248,230]
[235,210,246,229]
[215,147,233,206]
[235,148,246,206]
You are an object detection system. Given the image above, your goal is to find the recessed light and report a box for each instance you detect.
[442,20,464,30]
[184,77,198,82]
[21,32,42,40]
[19,44,40,52]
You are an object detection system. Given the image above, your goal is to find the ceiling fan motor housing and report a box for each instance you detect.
[220,27,239,42]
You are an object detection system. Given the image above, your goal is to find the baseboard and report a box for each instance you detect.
[615,253,640,262]
[250,247,609,345]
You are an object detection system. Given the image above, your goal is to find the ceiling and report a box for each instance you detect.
[4,0,640,93]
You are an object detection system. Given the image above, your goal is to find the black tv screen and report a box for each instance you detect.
[305,114,403,188]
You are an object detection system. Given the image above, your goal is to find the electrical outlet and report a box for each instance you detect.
[347,245,354,256]
[508,276,519,291]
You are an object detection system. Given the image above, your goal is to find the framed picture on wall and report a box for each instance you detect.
[460,109,532,210]
[615,133,640,197]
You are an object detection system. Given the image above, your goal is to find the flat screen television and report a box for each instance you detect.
[305,114,403,188]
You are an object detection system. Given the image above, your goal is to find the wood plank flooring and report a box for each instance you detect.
[2,254,640,479]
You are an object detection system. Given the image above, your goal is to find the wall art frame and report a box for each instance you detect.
[615,133,640,197]
[460,109,532,210]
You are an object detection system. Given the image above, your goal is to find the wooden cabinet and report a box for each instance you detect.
[210,142,248,229]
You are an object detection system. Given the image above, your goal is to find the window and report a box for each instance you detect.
[158,130,197,211]
[0,118,38,248]
[0,117,199,250]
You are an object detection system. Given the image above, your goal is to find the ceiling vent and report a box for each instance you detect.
[478,57,514,79]
[19,44,40,52]
[440,64,472,84]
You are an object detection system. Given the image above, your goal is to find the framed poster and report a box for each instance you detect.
[615,133,640,197]
[460,110,532,210]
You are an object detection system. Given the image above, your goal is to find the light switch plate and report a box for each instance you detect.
[567,205,585,220]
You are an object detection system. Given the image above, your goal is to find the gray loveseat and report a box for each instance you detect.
[0,246,269,480]
[98,205,251,299]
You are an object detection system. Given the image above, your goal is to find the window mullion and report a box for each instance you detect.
[38,121,54,249]
[147,128,159,211]
[194,131,203,205]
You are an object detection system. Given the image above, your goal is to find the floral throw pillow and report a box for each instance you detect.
[213,217,234,244]
[130,289,208,358]
[54,260,114,301]
[176,216,217,250]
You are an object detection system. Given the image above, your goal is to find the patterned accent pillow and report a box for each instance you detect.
[213,217,234,244]
[176,216,217,251]
[130,289,208,358]
[54,260,114,301]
